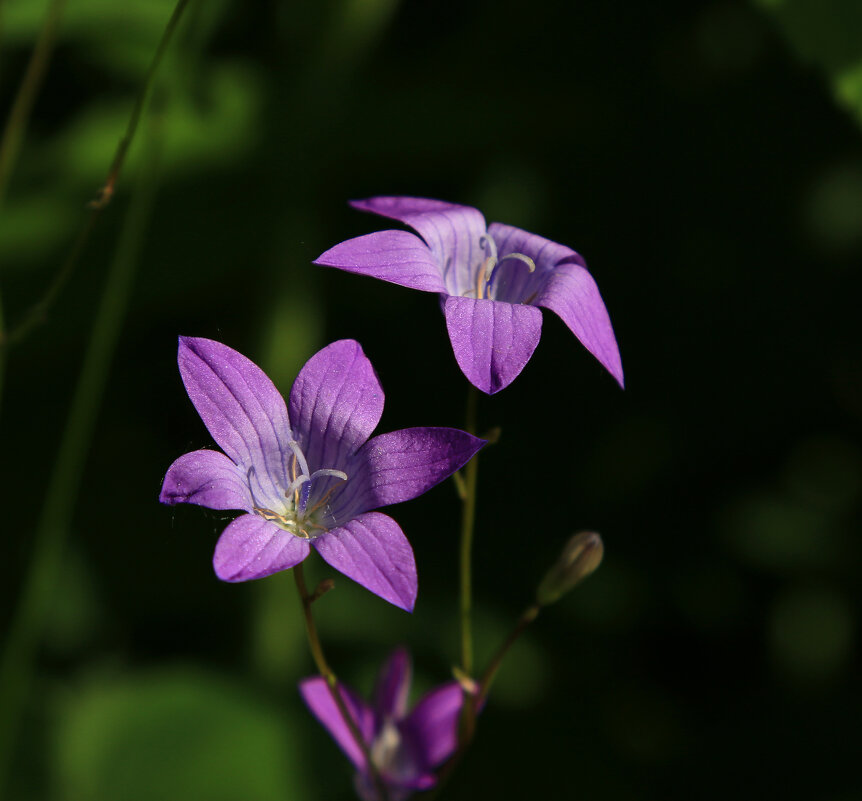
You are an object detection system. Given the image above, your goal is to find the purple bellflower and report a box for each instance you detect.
[159,337,484,611]
[315,196,624,394]
[300,648,463,801]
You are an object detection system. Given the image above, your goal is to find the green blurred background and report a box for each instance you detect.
[1,0,860,799]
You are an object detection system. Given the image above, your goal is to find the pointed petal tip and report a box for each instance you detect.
[312,514,417,612]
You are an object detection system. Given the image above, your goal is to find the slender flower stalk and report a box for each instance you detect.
[476,604,540,708]
[293,564,389,801]
[458,386,479,677]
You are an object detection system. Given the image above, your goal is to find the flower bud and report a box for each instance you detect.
[536,531,604,606]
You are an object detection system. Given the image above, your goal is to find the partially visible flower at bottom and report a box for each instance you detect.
[300,649,464,801]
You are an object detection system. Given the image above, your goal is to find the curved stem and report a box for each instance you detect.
[477,604,539,707]
[459,385,479,676]
[293,564,388,801]
[0,0,191,351]
[430,602,541,800]
[0,0,67,210]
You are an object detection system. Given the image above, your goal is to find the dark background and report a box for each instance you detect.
[1,0,860,799]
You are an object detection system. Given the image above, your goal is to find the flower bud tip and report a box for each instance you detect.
[536,531,604,606]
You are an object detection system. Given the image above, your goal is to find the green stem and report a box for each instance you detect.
[0,292,5,418]
[459,386,479,677]
[476,604,540,707]
[0,125,163,796]
[0,0,190,351]
[430,602,541,800]
[293,564,388,801]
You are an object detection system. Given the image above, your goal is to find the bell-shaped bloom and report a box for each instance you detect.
[314,196,623,394]
[299,648,463,801]
[159,337,484,611]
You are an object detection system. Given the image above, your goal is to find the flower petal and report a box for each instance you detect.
[402,683,464,770]
[177,337,290,509]
[314,230,447,293]
[333,427,484,518]
[373,648,412,722]
[312,512,417,612]
[443,295,542,394]
[159,449,252,511]
[299,676,375,771]
[213,514,309,582]
[288,340,384,475]
[351,196,487,297]
[535,261,624,388]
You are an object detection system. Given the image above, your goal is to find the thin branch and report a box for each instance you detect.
[0,0,67,209]
[0,0,191,350]
[293,564,389,801]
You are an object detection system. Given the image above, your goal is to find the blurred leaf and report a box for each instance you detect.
[3,0,179,77]
[0,192,76,269]
[754,0,862,127]
[42,546,105,656]
[721,492,845,573]
[43,64,261,184]
[250,574,307,687]
[769,586,855,682]
[54,667,304,801]
[805,161,862,256]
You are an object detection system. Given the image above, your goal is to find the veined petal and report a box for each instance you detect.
[312,512,417,612]
[288,340,384,474]
[535,261,625,388]
[159,449,252,511]
[335,427,484,518]
[299,677,375,771]
[352,196,487,297]
[213,514,310,582]
[487,221,584,304]
[373,648,411,722]
[443,296,542,394]
[177,337,289,508]
[402,683,464,770]
[314,231,446,293]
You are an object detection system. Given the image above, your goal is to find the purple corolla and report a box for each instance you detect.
[315,196,624,394]
[300,648,463,801]
[159,337,483,611]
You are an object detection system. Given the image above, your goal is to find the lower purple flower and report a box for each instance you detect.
[299,649,464,801]
[159,337,484,611]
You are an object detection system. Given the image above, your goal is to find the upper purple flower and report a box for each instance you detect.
[159,337,484,611]
[299,648,463,801]
[314,196,624,394]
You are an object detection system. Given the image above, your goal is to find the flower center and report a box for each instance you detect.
[251,437,347,540]
[469,233,536,300]
[370,721,416,782]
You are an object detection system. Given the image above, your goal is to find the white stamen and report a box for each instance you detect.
[487,251,536,290]
[308,468,348,483]
[285,473,311,497]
